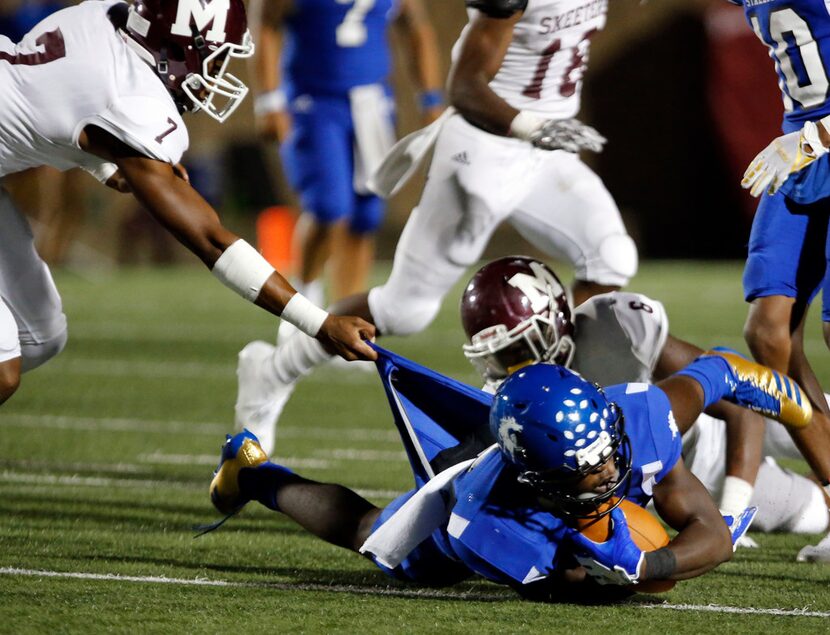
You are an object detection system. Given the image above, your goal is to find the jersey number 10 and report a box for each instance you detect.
[750,8,830,112]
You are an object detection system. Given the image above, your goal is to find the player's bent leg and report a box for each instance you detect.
[211,431,384,552]
[509,155,637,300]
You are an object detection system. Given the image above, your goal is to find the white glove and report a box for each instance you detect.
[741,128,824,198]
[510,112,606,153]
[574,553,643,586]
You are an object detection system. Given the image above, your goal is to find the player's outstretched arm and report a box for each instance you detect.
[79,125,377,362]
[650,460,733,580]
[448,5,604,153]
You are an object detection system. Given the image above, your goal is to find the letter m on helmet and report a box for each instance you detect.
[171,0,231,43]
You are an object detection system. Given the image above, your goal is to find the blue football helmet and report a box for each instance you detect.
[489,363,632,518]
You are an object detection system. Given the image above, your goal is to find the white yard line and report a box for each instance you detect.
[0,567,828,617]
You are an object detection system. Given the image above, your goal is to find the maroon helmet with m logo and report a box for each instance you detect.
[122,0,254,122]
[461,256,575,381]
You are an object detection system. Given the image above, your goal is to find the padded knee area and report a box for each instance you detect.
[368,286,442,336]
[593,234,638,287]
[21,327,67,373]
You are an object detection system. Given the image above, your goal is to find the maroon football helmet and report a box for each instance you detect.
[460,256,575,381]
[122,0,254,122]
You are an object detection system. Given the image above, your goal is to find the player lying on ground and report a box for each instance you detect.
[0,0,376,409]
[209,344,810,598]
[232,0,635,456]
[459,257,830,551]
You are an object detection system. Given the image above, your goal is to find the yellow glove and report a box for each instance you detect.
[741,130,820,198]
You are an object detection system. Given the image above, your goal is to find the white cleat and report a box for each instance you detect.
[797,532,830,563]
[234,340,296,456]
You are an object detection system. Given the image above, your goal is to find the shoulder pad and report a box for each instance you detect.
[466,0,528,19]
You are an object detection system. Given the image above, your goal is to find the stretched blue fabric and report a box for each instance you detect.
[371,344,493,488]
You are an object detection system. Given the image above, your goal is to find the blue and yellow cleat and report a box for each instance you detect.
[704,348,813,429]
[209,429,269,515]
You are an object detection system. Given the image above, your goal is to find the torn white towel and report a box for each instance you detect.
[367,106,455,199]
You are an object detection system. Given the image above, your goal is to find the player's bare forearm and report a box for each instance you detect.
[651,462,733,580]
[249,0,288,94]
[396,0,443,96]
[447,11,521,135]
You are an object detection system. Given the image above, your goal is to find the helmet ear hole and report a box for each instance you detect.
[514,401,528,413]
[546,432,559,443]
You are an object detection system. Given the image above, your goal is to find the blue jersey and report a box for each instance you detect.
[445,382,682,587]
[736,0,830,132]
[282,0,398,98]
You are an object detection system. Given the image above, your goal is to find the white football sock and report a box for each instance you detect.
[271,331,332,384]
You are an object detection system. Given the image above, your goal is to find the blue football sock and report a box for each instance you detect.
[238,462,296,512]
[676,356,735,408]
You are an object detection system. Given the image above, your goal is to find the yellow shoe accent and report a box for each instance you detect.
[705,350,813,429]
[210,436,269,515]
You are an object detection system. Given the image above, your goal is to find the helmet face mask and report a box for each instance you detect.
[461,257,575,382]
[123,0,254,122]
[181,30,254,122]
[489,364,633,520]
[517,412,633,520]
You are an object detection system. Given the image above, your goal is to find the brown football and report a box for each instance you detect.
[575,498,676,594]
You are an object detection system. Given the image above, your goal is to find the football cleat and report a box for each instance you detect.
[234,340,296,455]
[209,429,269,515]
[704,348,813,429]
[796,532,830,563]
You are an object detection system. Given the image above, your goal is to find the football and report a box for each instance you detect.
[575,498,677,594]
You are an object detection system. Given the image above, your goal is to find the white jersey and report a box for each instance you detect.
[570,291,669,386]
[0,0,188,180]
[456,0,608,119]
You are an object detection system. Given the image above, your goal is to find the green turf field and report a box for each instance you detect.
[2,261,829,633]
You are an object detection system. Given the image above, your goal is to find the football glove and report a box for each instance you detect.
[721,506,758,552]
[570,507,645,585]
[529,118,607,153]
[741,128,824,197]
[704,347,813,429]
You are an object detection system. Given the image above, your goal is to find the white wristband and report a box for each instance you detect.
[509,111,545,141]
[211,239,275,302]
[254,89,288,116]
[281,292,329,338]
[719,476,754,518]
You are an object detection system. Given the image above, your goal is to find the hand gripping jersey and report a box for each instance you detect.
[0,1,188,179]
[282,0,398,98]
[456,0,608,119]
[446,382,681,587]
[735,0,830,133]
[570,292,669,386]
